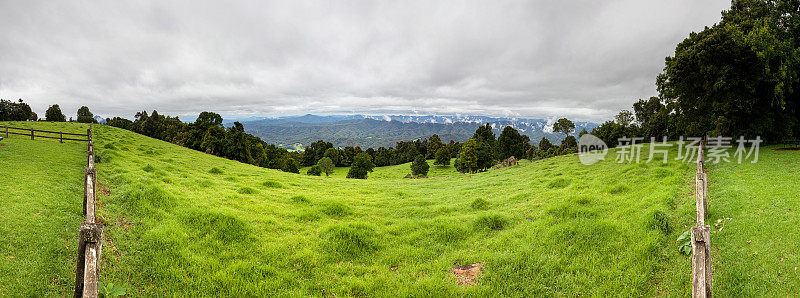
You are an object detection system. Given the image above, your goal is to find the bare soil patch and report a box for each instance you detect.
[451,263,483,286]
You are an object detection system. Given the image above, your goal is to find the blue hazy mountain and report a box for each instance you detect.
[241,114,598,150]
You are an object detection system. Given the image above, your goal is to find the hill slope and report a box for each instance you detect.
[86,123,698,296]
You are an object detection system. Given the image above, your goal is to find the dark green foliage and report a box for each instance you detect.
[538,137,554,152]
[317,157,335,176]
[552,118,575,135]
[433,147,450,166]
[646,210,672,236]
[474,214,509,231]
[346,152,374,179]
[208,167,223,174]
[320,223,380,259]
[677,229,692,255]
[306,165,322,176]
[281,157,300,174]
[44,104,66,122]
[410,155,429,177]
[76,106,96,123]
[0,99,37,121]
[497,126,530,160]
[657,0,800,140]
[455,138,493,173]
[470,198,489,210]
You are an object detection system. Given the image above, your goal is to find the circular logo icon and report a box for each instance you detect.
[578,134,608,165]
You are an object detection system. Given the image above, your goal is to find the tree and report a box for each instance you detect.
[578,128,589,137]
[306,165,322,176]
[455,138,493,173]
[410,155,430,177]
[45,104,66,122]
[434,147,451,166]
[538,137,554,151]
[195,111,223,127]
[552,118,575,136]
[317,157,335,177]
[346,152,375,179]
[496,126,529,160]
[615,110,634,127]
[77,106,96,123]
[657,0,800,140]
[426,134,444,159]
[281,157,300,174]
[323,148,340,166]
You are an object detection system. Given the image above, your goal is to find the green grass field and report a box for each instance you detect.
[708,147,800,296]
[2,121,798,296]
[0,121,91,295]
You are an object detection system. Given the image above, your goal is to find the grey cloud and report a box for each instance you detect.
[0,0,730,122]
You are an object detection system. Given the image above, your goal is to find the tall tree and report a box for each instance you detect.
[455,138,493,173]
[496,126,529,160]
[317,157,335,176]
[77,106,96,123]
[434,147,451,166]
[410,155,430,177]
[615,110,634,127]
[552,118,575,136]
[346,152,375,179]
[45,104,66,122]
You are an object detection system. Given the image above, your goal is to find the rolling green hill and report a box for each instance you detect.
[2,121,798,296]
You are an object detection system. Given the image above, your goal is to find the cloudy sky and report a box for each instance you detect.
[1,0,730,122]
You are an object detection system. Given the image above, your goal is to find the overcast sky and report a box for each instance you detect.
[1,0,730,122]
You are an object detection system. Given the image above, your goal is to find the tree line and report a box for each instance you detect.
[0,100,99,123]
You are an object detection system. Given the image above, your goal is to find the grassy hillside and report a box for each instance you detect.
[709,147,800,295]
[85,124,699,296]
[12,122,797,296]
[299,158,474,179]
[0,121,90,295]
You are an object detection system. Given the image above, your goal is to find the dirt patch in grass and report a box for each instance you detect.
[451,263,484,286]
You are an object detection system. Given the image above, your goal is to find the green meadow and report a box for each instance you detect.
[1,121,798,296]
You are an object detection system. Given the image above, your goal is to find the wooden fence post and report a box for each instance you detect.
[696,172,706,226]
[691,225,712,297]
[30,128,34,140]
[4,125,7,138]
[73,222,103,298]
[60,131,64,143]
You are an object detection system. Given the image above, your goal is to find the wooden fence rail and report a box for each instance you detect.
[73,123,102,298]
[692,138,713,298]
[2,125,89,142]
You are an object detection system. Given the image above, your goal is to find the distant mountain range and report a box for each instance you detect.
[238,114,598,150]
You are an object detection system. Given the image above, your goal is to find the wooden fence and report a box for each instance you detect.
[73,123,103,298]
[2,125,90,142]
[692,139,712,297]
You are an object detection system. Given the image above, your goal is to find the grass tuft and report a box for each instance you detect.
[237,187,258,195]
[320,223,380,259]
[474,213,509,231]
[208,167,223,174]
[645,210,673,235]
[291,195,310,204]
[262,180,283,188]
[320,201,352,217]
[470,198,490,210]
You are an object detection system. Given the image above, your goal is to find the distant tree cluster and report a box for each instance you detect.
[106,111,297,172]
[0,99,37,121]
[298,134,461,169]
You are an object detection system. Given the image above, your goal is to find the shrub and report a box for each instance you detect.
[306,165,322,176]
[208,167,223,174]
[470,198,490,210]
[410,155,430,177]
[474,214,509,231]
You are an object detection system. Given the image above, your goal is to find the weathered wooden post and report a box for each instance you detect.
[60,131,64,143]
[30,128,34,140]
[73,222,103,298]
[696,172,706,225]
[4,125,7,138]
[691,225,712,297]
